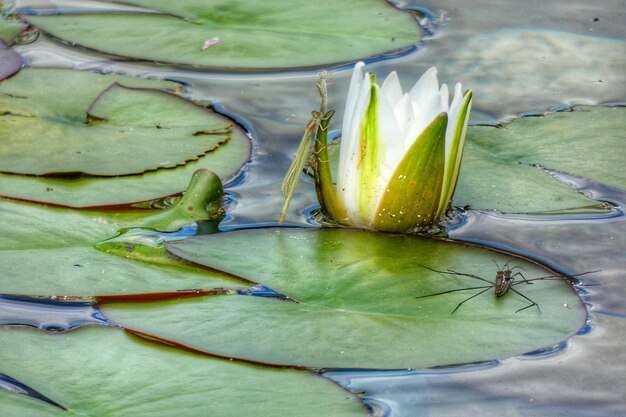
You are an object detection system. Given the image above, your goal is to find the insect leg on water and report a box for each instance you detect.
[416,264,542,314]
[417,263,599,315]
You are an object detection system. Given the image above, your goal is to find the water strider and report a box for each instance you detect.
[416,262,597,314]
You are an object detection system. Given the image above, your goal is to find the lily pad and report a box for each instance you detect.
[0,11,25,42]
[0,193,244,296]
[0,40,21,80]
[452,139,597,213]
[0,326,367,416]
[0,68,176,120]
[101,228,586,369]
[0,68,251,207]
[460,106,626,193]
[18,0,421,69]
[454,106,626,212]
[1,72,234,176]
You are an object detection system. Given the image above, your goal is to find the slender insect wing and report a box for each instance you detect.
[278,113,321,223]
[279,71,329,223]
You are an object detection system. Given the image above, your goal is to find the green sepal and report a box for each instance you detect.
[436,90,473,219]
[373,113,447,232]
[313,110,350,224]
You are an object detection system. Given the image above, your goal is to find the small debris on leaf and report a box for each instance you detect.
[202,37,220,51]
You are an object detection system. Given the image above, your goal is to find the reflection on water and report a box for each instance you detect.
[4,0,626,415]
[0,294,113,331]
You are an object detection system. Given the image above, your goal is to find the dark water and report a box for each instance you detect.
[4,0,626,415]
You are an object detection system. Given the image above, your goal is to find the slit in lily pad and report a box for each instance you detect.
[0,372,67,411]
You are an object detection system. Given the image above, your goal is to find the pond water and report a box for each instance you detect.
[2,0,626,415]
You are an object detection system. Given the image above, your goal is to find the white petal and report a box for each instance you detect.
[381,71,403,107]
[439,83,449,114]
[376,85,404,200]
[339,71,371,179]
[341,61,365,144]
[338,72,372,216]
[409,67,439,106]
[402,67,443,147]
[393,93,414,139]
[404,93,442,150]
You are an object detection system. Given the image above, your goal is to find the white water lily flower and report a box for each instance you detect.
[315,62,472,232]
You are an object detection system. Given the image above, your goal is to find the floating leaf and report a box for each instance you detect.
[0,12,25,42]
[0,40,21,80]
[455,106,625,212]
[17,0,421,69]
[0,73,233,176]
[0,68,176,120]
[0,327,367,416]
[0,68,251,207]
[458,106,626,196]
[0,196,243,296]
[101,228,586,369]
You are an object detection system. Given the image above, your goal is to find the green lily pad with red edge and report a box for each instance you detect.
[0,40,21,80]
[0,187,245,296]
[0,68,251,207]
[100,227,587,369]
[17,0,421,70]
[0,74,233,176]
[0,326,367,417]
